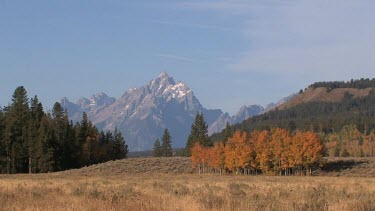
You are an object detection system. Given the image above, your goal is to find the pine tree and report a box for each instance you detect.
[161,128,173,157]
[28,96,45,173]
[224,122,233,143]
[1,87,137,173]
[186,113,211,155]
[77,112,89,166]
[112,127,128,160]
[101,130,114,162]
[5,86,30,173]
[51,102,68,171]
[78,112,89,144]
[153,138,162,157]
[61,120,77,170]
[97,131,108,162]
[0,108,6,172]
[36,115,57,173]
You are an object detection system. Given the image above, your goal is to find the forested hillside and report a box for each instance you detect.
[211,78,375,157]
[0,87,128,174]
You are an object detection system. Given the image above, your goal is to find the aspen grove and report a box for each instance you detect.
[191,128,325,176]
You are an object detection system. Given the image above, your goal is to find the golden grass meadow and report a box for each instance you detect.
[1,157,375,211]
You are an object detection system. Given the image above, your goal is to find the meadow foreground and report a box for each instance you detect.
[1,173,374,211]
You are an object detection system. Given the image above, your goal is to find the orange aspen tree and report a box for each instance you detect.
[233,131,253,175]
[191,128,325,176]
[224,131,240,174]
[270,128,290,175]
[209,142,226,174]
[291,131,304,175]
[191,143,204,174]
[201,146,210,174]
[301,131,324,175]
[255,130,273,174]
[249,131,262,174]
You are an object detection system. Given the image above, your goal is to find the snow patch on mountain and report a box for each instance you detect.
[61,72,296,151]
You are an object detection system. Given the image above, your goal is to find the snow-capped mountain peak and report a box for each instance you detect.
[162,81,192,101]
[61,72,295,151]
[149,71,175,92]
[61,72,221,151]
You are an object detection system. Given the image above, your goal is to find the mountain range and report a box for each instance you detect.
[61,72,292,151]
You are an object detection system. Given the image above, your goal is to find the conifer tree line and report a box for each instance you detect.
[324,125,375,157]
[191,128,325,176]
[309,78,375,90]
[0,86,128,174]
[153,128,173,157]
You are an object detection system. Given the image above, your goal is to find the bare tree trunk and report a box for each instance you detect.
[29,156,31,174]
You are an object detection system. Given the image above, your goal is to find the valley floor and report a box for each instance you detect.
[0,173,374,211]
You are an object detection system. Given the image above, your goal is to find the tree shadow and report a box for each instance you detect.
[321,159,368,172]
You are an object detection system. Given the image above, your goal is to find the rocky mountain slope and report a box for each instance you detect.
[207,94,296,135]
[61,72,292,151]
[62,73,225,151]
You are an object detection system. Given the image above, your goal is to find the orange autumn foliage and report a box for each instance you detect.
[191,128,325,176]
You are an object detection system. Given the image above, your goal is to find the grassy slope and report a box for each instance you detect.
[60,157,194,176]
[1,157,375,210]
[55,157,375,178]
[1,174,374,210]
[278,87,373,110]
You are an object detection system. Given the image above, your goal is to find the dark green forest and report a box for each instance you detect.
[211,78,375,141]
[308,78,375,90]
[0,86,128,174]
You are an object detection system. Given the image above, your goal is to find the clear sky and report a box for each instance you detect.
[1,0,375,114]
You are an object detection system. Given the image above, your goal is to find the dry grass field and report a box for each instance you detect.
[1,157,375,211]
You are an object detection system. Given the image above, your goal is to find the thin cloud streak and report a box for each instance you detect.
[179,0,292,13]
[148,19,233,31]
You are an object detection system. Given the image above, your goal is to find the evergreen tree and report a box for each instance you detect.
[161,128,173,157]
[82,134,99,166]
[186,113,211,155]
[77,112,89,166]
[102,131,114,162]
[153,138,162,157]
[51,102,68,171]
[98,131,106,145]
[78,112,89,144]
[112,127,128,160]
[61,120,77,170]
[97,131,108,162]
[224,122,233,143]
[0,108,6,172]
[105,130,114,143]
[28,96,45,173]
[5,86,30,173]
[36,115,57,172]
[0,86,134,173]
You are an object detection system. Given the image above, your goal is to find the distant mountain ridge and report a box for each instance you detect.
[62,73,224,151]
[61,72,291,151]
[210,78,375,142]
[207,94,296,135]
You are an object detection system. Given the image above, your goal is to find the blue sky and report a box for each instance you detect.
[1,0,375,114]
